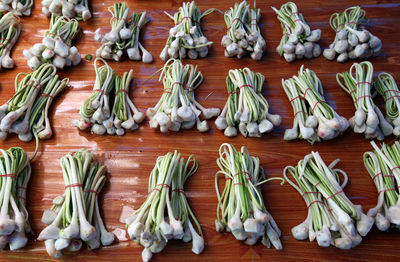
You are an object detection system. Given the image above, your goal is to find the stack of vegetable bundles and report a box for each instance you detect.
[41,0,92,21]
[73,58,144,136]
[323,6,382,62]
[0,64,68,142]
[0,147,31,251]
[23,14,81,70]
[221,0,266,60]
[94,2,152,63]
[215,68,281,137]
[0,12,21,70]
[215,143,284,249]
[283,151,374,249]
[126,151,204,262]
[0,0,33,16]
[272,2,321,62]
[364,141,400,231]
[160,1,214,61]
[282,66,348,143]
[38,149,114,258]
[147,58,220,133]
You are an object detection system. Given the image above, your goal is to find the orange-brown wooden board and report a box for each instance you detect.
[1,0,400,261]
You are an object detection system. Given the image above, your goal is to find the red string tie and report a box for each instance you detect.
[172,188,185,195]
[307,200,323,208]
[93,89,107,95]
[116,89,129,95]
[356,81,371,87]
[41,93,54,99]
[294,110,304,118]
[326,190,343,200]
[302,191,320,197]
[27,80,42,91]
[228,17,244,29]
[65,183,83,189]
[0,173,17,179]
[312,100,326,112]
[303,87,313,99]
[151,183,170,193]
[290,95,306,103]
[354,95,372,104]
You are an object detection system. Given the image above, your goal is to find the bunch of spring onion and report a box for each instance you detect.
[272,2,321,62]
[73,58,144,135]
[215,68,281,137]
[215,143,284,249]
[0,0,33,16]
[23,14,81,70]
[41,0,91,21]
[221,0,266,60]
[364,141,400,231]
[282,65,348,143]
[0,12,21,70]
[94,2,152,63]
[38,149,114,258]
[337,61,390,140]
[0,147,31,251]
[126,151,204,262]
[0,64,66,142]
[323,6,382,62]
[283,151,374,249]
[160,1,215,61]
[147,58,220,133]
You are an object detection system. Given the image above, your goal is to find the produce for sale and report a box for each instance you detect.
[0,12,21,70]
[0,0,33,16]
[41,0,91,21]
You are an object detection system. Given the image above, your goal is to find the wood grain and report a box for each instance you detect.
[1,0,400,261]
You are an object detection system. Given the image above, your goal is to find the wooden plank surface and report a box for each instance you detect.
[1,0,400,261]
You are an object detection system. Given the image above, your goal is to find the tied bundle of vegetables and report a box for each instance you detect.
[222,0,266,60]
[364,141,400,231]
[0,0,33,16]
[282,65,348,143]
[146,58,220,133]
[160,1,215,61]
[215,68,281,138]
[323,6,382,62]
[38,149,114,258]
[0,12,21,70]
[283,151,374,249]
[126,151,204,262]
[0,64,66,142]
[0,147,31,251]
[94,2,152,63]
[215,143,284,249]
[41,0,91,21]
[23,14,81,70]
[272,2,321,62]
[73,58,144,135]
[337,61,390,140]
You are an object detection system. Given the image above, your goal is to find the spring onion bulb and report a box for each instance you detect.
[323,6,382,62]
[23,14,81,70]
[0,0,33,16]
[215,143,284,249]
[160,1,215,61]
[364,141,400,231]
[222,0,265,60]
[125,151,203,262]
[0,12,21,70]
[0,147,31,251]
[283,151,373,249]
[147,58,220,133]
[41,0,91,21]
[95,3,152,63]
[39,149,114,258]
[282,65,348,143]
[272,2,321,62]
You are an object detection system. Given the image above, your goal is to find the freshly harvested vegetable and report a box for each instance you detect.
[222,0,266,60]
[272,2,321,62]
[323,6,382,62]
[0,12,21,70]
[23,14,81,70]
[215,68,281,137]
[146,58,220,133]
[95,2,152,63]
[73,58,144,135]
[0,147,31,251]
[38,149,114,258]
[0,0,33,16]
[283,151,374,249]
[337,61,390,140]
[126,151,203,262]
[160,1,215,61]
[364,141,400,231]
[215,143,284,249]
[282,65,348,143]
[41,0,91,21]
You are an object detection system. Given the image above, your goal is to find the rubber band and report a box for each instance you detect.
[164,88,172,94]
[290,95,306,103]
[27,80,42,91]
[172,188,185,195]
[176,16,199,26]
[303,87,313,99]
[239,84,253,89]
[229,90,239,95]
[41,93,54,99]
[233,171,252,181]
[372,172,382,180]
[85,189,99,195]
[326,190,343,200]
[385,95,400,102]
[0,39,11,52]
[65,183,83,189]
[378,188,396,194]
[171,82,184,88]
[356,81,371,86]
[302,191,320,197]
[312,100,326,112]
[294,110,304,118]
[314,182,321,187]
[354,95,372,104]
[349,89,357,95]
[0,173,17,179]
[383,89,400,95]
[93,89,107,95]
[227,17,244,30]
[116,89,129,95]
[307,200,323,208]
[250,18,257,25]
[151,183,170,193]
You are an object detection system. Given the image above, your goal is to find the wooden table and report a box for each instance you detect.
[1,0,400,261]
